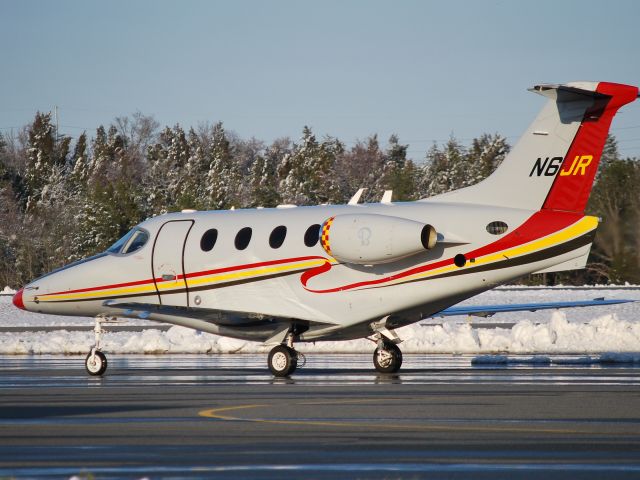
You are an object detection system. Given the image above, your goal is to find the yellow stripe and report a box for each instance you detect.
[38,217,597,301]
[39,283,158,302]
[38,258,328,302]
[398,216,597,284]
[185,259,327,289]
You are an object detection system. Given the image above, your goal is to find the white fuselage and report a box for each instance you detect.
[18,199,593,342]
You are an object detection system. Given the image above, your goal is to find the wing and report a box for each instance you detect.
[434,298,635,318]
[101,300,335,328]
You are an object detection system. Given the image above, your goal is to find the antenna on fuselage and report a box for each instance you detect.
[380,190,393,204]
[348,188,366,205]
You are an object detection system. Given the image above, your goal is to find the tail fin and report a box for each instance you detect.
[429,81,638,213]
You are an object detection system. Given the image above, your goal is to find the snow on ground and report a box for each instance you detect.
[0,287,639,355]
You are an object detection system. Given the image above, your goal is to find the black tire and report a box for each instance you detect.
[85,350,108,376]
[373,342,402,373]
[268,345,298,377]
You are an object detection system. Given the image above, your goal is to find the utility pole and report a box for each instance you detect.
[54,105,59,146]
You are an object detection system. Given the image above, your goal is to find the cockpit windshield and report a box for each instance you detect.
[107,228,150,255]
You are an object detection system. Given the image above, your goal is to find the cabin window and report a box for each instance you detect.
[235,227,253,250]
[269,225,287,249]
[304,224,321,247]
[486,221,509,235]
[200,229,219,252]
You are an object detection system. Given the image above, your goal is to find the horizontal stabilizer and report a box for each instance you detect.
[434,298,634,318]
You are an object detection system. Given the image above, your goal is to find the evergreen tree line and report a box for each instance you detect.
[0,112,637,288]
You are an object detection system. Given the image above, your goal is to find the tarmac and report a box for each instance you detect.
[1,353,640,479]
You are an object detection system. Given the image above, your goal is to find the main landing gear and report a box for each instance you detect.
[85,316,111,376]
[267,333,301,377]
[369,319,403,374]
[373,339,403,373]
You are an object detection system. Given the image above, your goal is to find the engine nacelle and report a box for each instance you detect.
[320,214,437,265]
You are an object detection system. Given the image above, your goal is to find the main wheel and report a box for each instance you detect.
[85,350,108,376]
[373,342,402,373]
[268,345,298,377]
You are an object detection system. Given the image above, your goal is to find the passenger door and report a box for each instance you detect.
[152,220,194,306]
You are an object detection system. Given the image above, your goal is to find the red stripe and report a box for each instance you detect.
[543,82,638,213]
[42,211,589,298]
[41,276,161,297]
[42,255,328,297]
[302,211,583,293]
[181,255,325,280]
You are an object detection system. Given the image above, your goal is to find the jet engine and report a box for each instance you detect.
[320,214,437,265]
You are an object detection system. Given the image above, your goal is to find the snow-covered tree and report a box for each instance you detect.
[69,132,90,193]
[23,112,70,211]
[334,135,386,203]
[146,125,191,214]
[376,134,416,201]
[420,134,508,198]
[278,126,344,205]
[465,133,509,184]
[206,122,241,210]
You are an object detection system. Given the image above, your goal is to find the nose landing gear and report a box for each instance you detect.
[84,316,112,376]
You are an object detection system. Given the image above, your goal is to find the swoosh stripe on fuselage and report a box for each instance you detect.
[34,214,597,303]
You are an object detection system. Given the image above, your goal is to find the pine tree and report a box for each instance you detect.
[278,127,344,205]
[70,132,89,193]
[419,137,467,197]
[248,150,280,207]
[465,133,509,185]
[181,128,210,210]
[0,132,7,180]
[206,122,241,209]
[376,135,416,201]
[146,125,191,213]
[335,135,386,203]
[586,136,640,283]
[23,112,70,211]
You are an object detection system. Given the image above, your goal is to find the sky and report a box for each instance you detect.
[1,0,640,160]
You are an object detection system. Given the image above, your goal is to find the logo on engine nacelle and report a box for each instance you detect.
[358,227,372,246]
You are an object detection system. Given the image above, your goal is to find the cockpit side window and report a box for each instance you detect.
[122,230,149,254]
[107,228,149,255]
[107,229,135,254]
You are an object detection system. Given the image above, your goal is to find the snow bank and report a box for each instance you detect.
[1,287,638,355]
[1,286,16,295]
[1,312,639,356]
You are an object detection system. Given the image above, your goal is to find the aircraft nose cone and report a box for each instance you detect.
[12,288,25,310]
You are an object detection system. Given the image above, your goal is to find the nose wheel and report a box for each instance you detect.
[373,341,403,373]
[85,349,108,376]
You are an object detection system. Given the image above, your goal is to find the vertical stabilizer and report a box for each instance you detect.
[428,82,638,213]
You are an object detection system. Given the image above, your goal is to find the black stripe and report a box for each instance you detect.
[43,269,302,304]
[364,230,595,290]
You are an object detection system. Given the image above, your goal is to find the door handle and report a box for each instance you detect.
[161,274,175,281]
